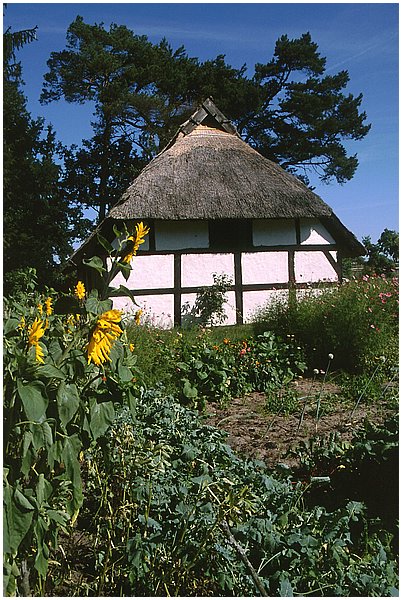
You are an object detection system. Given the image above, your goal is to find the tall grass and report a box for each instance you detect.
[253,275,398,373]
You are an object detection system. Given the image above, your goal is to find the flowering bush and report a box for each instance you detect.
[3,223,148,595]
[253,275,399,373]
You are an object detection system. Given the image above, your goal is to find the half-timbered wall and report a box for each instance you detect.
[110,218,340,327]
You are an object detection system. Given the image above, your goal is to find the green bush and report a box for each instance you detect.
[126,325,306,409]
[253,275,399,373]
[71,391,398,597]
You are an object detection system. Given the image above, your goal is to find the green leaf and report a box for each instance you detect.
[36,474,52,506]
[113,224,123,239]
[183,379,198,400]
[57,382,80,430]
[61,435,83,515]
[14,489,35,511]
[116,260,131,281]
[30,422,53,451]
[89,400,115,440]
[108,284,138,305]
[96,232,114,254]
[118,363,133,382]
[17,380,48,422]
[280,577,293,597]
[4,318,20,336]
[36,364,66,380]
[85,295,113,316]
[34,548,48,579]
[3,484,34,555]
[82,255,106,275]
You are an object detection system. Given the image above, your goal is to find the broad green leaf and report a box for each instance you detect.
[34,549,48,579]
[82,255,106,275]
[279,577,293,597]
[116,260,131,281]
[30,422,53,451]
[85,295,113,316]
[36,474,52,506]
[89,400,115,440]
[3,485,34,554]
[17,380,48,422]
[4,318,20,336]
[118,363,133,382]
[183,379,198,400]
[108,284,138,305]
[37,364,66,380]
[14,489,35,511]
[57,382,80,430]
[96,232,114,254]
[61,435,83,515]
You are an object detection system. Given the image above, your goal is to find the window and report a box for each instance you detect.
[209,219,252,251]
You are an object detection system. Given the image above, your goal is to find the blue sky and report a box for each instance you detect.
[4,2,399,243]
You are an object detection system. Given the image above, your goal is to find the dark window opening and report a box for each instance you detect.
[209,219,252,251]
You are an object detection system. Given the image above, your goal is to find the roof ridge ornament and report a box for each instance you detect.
[162,98,239,153]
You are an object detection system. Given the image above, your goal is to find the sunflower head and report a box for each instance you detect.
[74,281,86,301]
[122,222,150,264]
[87,310,123,365]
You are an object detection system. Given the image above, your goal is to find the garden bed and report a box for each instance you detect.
[205,380,396,469]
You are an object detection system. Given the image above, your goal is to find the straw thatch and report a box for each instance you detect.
[110,125,332,221]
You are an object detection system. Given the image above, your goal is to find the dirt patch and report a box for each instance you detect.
[205,380,395,469]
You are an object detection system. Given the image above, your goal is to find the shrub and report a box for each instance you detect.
[253,275,399,373]
[69,391,398,597]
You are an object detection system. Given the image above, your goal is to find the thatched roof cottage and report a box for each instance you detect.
[70,98,365,326]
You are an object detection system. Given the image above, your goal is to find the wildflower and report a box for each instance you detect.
[75,281,86,301]
[239,348,246,356]
[87,309,123,365]
[313,369,319,375]
[328,353,334,360]
[129,343,135,352]
[223,338,230,345]
[28,318,46,364]
[45,297,53,316]
[122,222,150,263]
[134,309,143,325]
[37,303,43,315]
[213,345,219,350]
[17,316,26,331]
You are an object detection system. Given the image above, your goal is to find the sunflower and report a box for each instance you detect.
[122,222,150,264]
[87,309,123,365]
[74,281,86,301]
[28,318,46,364]
[45,297,53,316]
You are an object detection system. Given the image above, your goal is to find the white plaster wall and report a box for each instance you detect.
[253,219,296,246]
[294,251,338,283]
[300,219,335,245]
[156,220,209,250]
[242,252,289,284]
[181,253,235,287]
[111,293,173,328]
[181,291,237,326]
[111,254,174,290]
[243,290,289,323]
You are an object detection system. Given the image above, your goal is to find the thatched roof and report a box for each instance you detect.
[69,98,365,263]
[110,124,334,221]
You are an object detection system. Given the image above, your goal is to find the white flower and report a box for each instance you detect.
[313,368,319,375]
[328,353,334,360]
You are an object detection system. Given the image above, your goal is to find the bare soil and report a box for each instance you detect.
[205,379,396,469]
